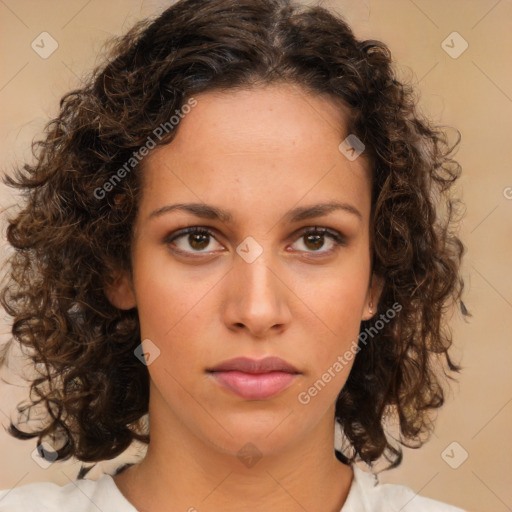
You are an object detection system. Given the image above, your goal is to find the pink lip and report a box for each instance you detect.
[207,356,299,374]
[209,371,298,400]
[206,356,300,400]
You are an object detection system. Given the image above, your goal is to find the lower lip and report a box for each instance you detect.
[209,371,298,400]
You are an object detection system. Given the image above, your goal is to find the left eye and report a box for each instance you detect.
[290,227,346,254]
[164,226,346,256]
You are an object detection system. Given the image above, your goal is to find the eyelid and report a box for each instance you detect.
[289,225,347,245]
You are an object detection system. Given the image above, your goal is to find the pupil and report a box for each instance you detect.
[190,233,209,250]
[305,234,323,250]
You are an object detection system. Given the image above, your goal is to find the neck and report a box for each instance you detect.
[113,392,353,512]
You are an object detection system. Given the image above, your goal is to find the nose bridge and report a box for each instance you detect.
[236,243,280,305]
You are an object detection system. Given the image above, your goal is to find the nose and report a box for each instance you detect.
[222,248,292,338]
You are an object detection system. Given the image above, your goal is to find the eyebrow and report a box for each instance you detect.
[148,200,363,224]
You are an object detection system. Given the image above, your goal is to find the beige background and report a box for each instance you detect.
[0,1,511,511]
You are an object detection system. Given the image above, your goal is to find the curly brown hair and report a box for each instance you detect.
[0,0,469,475]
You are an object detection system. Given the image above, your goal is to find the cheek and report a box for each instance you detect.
[132,255,218,359]
[308,270,368,332]
[300,274,367,380]
[323,291,363,344]
[297,301,361,409]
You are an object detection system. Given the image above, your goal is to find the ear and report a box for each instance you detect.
[362,273,384,321]
[104,270,137,310]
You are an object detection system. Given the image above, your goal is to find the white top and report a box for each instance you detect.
[0,465,466,511]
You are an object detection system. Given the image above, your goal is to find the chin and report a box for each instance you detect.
[200,414,303,458]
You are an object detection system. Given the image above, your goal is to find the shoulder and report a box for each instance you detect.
[0,473,137,512]
[341,465,467,512]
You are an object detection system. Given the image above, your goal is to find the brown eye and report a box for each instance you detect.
[187,232,210,251]
[291,227,346,255]
[164,227,224,254]
[303,232,325,251]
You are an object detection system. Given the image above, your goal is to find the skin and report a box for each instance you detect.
[107,83,383,512]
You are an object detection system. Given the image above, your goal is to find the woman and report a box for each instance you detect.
[0,0,470,510]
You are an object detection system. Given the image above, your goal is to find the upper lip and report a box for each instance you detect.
[207,356,300,374]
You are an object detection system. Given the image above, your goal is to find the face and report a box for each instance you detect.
[107,83,383,459]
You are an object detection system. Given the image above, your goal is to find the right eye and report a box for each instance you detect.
[163,226,225,255]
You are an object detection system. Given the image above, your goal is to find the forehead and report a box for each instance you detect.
[166,84,352,154]
[138,84,372,226]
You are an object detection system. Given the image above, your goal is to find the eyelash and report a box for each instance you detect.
[163,226,347,258]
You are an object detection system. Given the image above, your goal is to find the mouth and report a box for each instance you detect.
[206,356,300,400]
[207,370,298,400]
